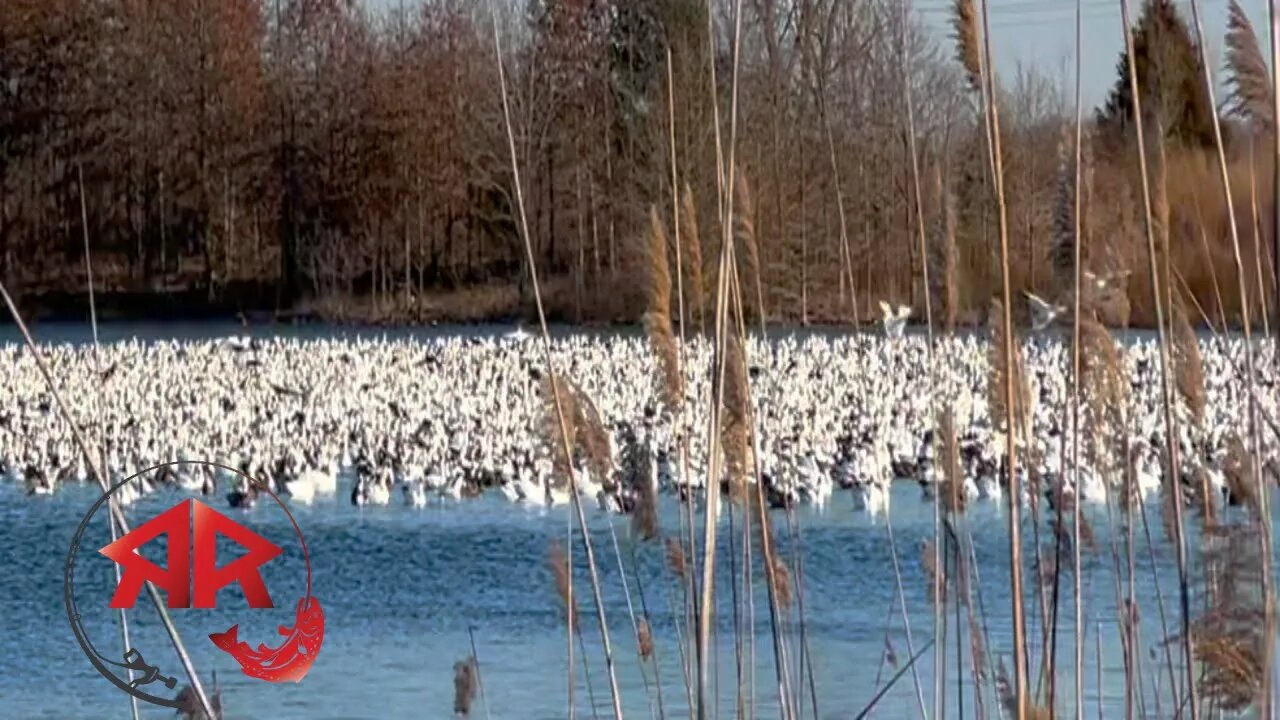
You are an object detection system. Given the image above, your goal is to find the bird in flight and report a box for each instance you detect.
[878,301,912,340]
[1023,291,1064,331]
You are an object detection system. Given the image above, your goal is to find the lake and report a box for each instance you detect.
[0,320,1271,719]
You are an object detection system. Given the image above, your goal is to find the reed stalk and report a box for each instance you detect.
[885,505,929,720]
[900,0,932,345]
[972,0,1028,711]
[663,46,697,718]
[1272,0,1280,377]
[1248,145,1270,337]
[1268,2,1279,696]
[466,627,492,720]
[1115,0,1197,714]
[489,10,623,718]
[697,0,742,710]
[77,162,142,720]
[1068,0,1086,714]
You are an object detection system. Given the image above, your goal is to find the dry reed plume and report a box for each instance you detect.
[1194,526,1267,712]
[637,618,655,661]
[771,555,793,610]
[718,331,753,500]
[665,536,688,582]
[571,387,611,483]
[1078,317,1129,513]
[1222,432,1258,515]
[1171,300,1207,426]
[540,375,578,482]
[539,374,611,487]
[951,0,982,92]
[645,206,684,414]
[1225,0,1274,129]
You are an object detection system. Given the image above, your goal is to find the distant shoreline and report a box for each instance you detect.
[1,286,1269,333]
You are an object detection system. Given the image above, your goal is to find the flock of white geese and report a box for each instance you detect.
[0,316,1276,519]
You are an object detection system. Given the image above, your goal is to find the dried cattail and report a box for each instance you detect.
[627,439,659,542]
[1171,301,1206,427]
[1225,0,1274,129]
[718,332,753,499]
[771,555,793,610]
[937,409,966,514]
[995,657,1015,716]
[952,0,982,92]
[1222,433,1258,515]
[681,184,705,333]
[645,205,683,413]
[637,617,654,660]
[883,634,899,668]
[549,540,578,629]
[922,539,946,604]
[665,536,688,581]
[1190,463,1219,530]
[734,170,763,322]
[453,657,478,716]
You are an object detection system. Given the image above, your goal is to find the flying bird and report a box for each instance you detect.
[878,301,912,340]
[1023,291,1064,331]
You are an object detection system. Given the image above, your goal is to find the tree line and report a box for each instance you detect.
[0,0,1272,326]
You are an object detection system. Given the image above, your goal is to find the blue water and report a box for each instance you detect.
[2,476,1255,719]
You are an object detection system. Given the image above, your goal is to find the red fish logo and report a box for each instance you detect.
[67,461,325,710]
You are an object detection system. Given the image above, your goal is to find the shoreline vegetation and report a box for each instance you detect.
[3,2,1277,333]
[5,277,1275,329]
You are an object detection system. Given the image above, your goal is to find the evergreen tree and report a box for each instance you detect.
[1097,0,1215,148]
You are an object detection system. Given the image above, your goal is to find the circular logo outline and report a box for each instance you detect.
[65,460,321,708]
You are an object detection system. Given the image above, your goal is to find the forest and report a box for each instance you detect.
[0,0,1275,326]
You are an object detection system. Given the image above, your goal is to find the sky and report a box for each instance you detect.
[366,0,1275,110]
[917,0,1274,108]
